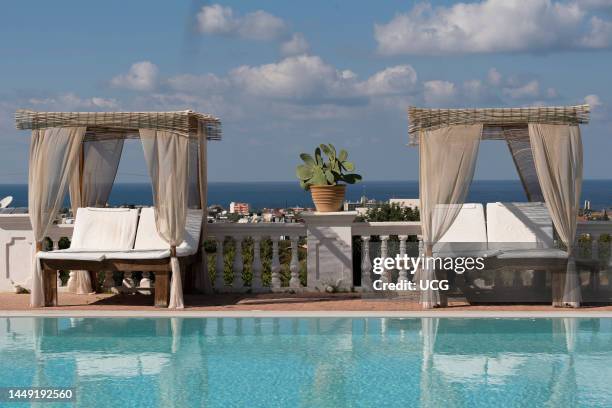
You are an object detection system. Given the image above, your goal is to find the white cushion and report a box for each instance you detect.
[70,208,139,250]
[105,208,203,259]
[433,203,488,255]
[38,249,106,262]
[486,202,554,251]
[496,248,567,259]
[133,207,168,250]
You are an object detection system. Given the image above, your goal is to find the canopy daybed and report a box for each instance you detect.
[409,105,589,309]
[15,109,222,308]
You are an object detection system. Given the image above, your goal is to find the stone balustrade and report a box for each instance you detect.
[206,223,307,293]
[2,213,612,295]
[351,221,422,290]
[575,221,612,292]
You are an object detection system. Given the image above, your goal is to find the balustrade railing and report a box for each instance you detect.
[352,221,422,291]
[206,223,307,293]
[3,213,612,296]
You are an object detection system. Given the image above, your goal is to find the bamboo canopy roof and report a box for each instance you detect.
[408,104,589,145]
[15,109,222,140]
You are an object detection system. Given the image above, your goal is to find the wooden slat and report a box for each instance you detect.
[15,109,222,140]
[408,104,590,145]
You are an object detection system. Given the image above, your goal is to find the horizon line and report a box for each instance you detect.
[1,179,612,185]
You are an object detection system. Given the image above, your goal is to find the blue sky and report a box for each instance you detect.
[1,0,611,183]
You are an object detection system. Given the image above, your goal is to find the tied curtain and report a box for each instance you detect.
[196,122,212,293]
[68,138,124,294]
[29,127,86,307]
[418,124,482,309]
[140,129,189,309]
[529,124,583,307]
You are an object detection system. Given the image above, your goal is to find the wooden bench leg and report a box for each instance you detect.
[155,271,170,308]
[44,269,58,307]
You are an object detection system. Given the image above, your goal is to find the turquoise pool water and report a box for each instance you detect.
[1,317,611,407]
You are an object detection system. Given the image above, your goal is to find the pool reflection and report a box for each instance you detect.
[1,317,612,407]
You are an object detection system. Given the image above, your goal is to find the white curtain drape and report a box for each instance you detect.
[140,129,189,309]
[418,125,482,308]
[188,138,200,209]
[68,138,124,294]
[70,138,124,208]
[29,127,86,307]
[529,123,583,307]
[196,123,212,293]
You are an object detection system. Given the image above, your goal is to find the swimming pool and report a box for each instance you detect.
[1,317,611,407]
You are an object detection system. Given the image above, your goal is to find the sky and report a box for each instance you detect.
[0,0,611,183]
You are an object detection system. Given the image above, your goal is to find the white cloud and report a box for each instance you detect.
[280,33,310,56]
[230,55,358,102]
[197,4,287,41]
[229,56,421,105]
[580,16,612,47]
[502,80,540,99]
[585,94,602,109]
[424,80,457,106]
[28,93,119,110]
[196,4,236,35]
[109,58,570,116]
[374,0,612,55]
[356,65,418,96]
[111,61,158,91]
[239,10,287,40]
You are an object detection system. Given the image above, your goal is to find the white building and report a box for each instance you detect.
[229,202,250,215]
[389,198,419,209]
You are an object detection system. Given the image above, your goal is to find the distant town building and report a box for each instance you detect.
[343,195,383,212]
[389,198,419,209]
[207,204,225,216]
[262,208,286,223]
[229,202,250,215]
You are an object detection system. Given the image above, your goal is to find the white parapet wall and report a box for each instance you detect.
[0,215,73,291]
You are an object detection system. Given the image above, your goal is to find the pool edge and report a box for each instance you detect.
[2,310,612,318]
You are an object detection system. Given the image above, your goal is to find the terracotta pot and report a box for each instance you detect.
[310,185,346,212]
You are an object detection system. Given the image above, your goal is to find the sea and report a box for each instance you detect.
[1,180,611,211]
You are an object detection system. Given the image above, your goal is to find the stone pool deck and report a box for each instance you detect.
[2,292,612,315]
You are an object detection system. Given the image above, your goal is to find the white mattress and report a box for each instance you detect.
[486,202,554,251]
[70,208,140,250]
[433,203,488,255]
[42,207,202,262]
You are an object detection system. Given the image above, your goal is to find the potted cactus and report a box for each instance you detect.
[296,144,362,212]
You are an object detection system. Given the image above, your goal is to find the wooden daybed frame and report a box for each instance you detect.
[40,250,200,308]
